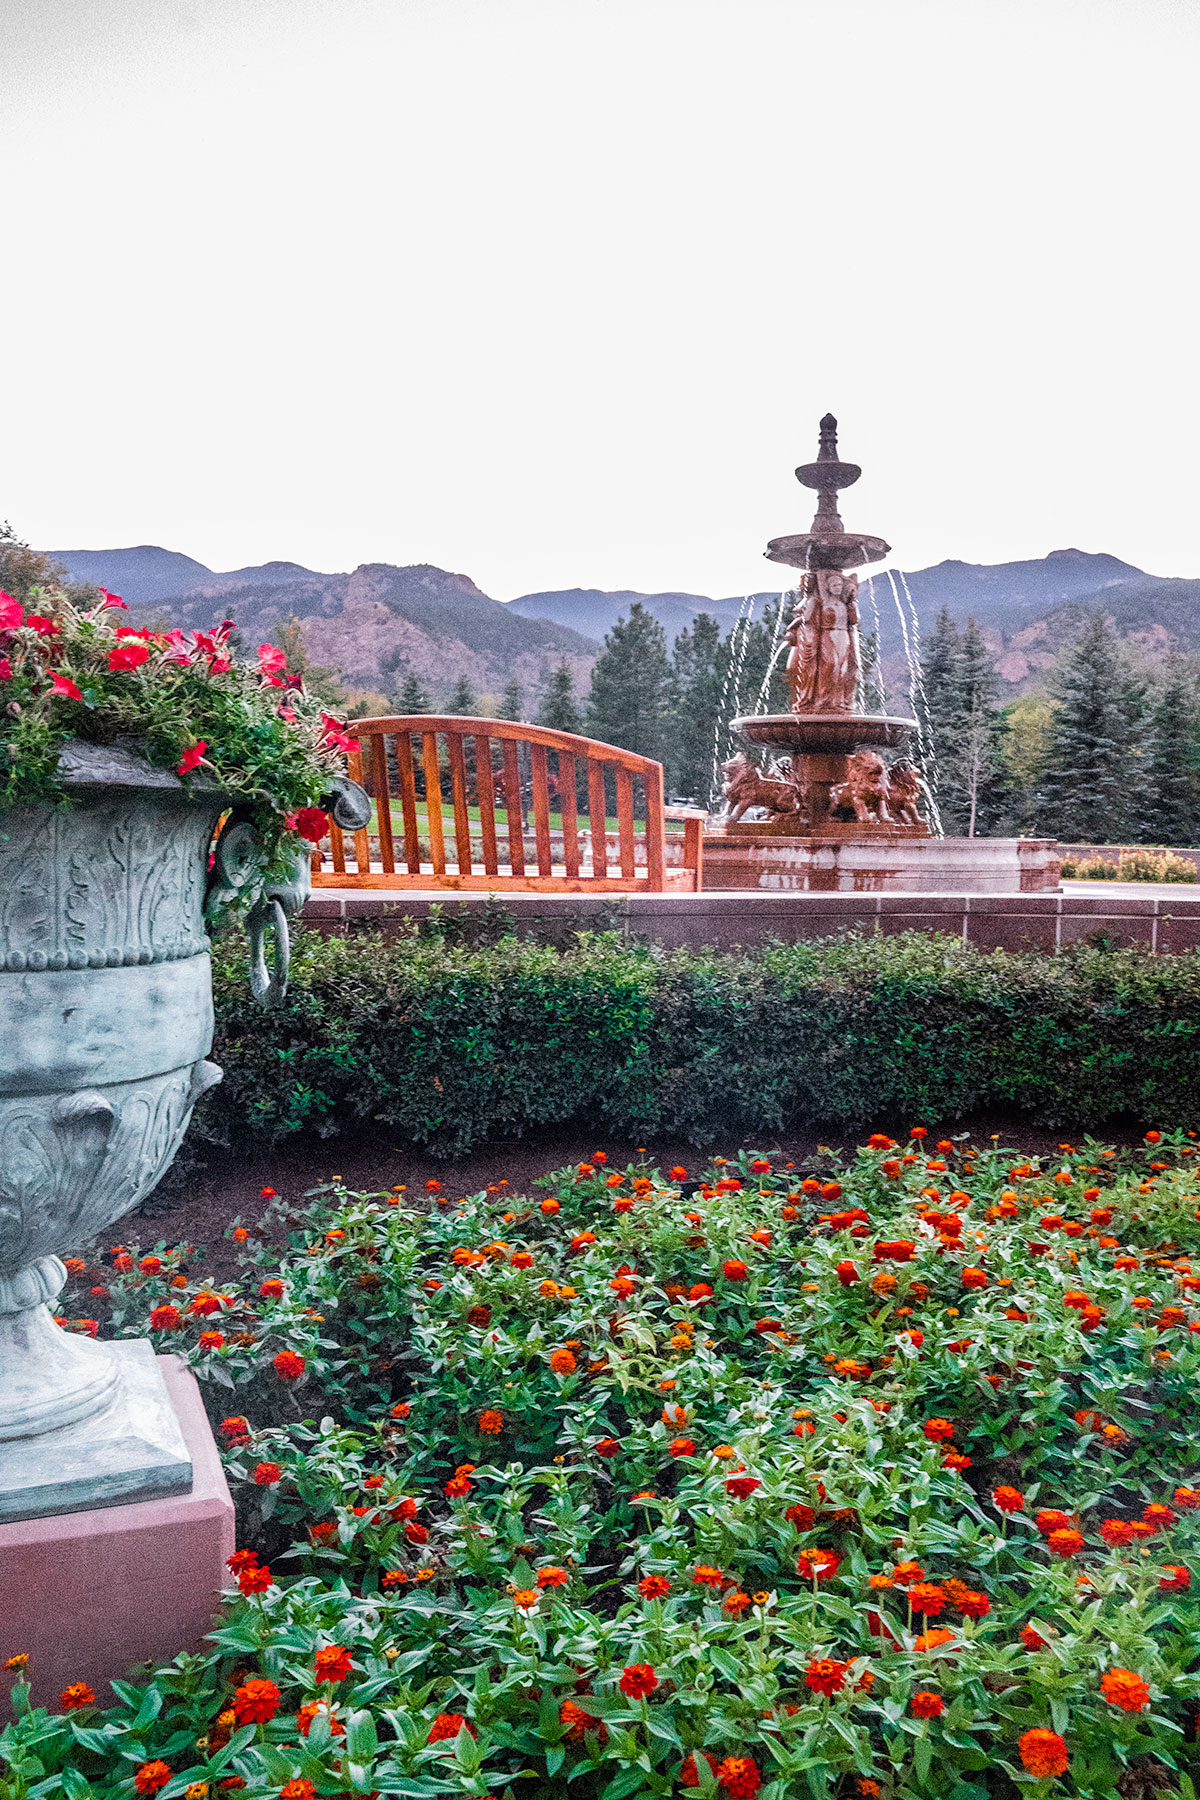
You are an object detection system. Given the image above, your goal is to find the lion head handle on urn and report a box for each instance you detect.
[204,773,371,1007]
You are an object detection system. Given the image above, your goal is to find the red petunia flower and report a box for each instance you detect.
[107,642,150,672]
[176,740,207,775]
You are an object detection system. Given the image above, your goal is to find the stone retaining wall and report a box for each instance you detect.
[302,888,1200,953]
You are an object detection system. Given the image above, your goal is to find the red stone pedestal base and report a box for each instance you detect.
[0,1355,234,1711]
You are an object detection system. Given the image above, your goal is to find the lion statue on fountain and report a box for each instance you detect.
[720,753,806,825]
[829,750,890,823]
[829,752,926,825]
[884,759,925,825]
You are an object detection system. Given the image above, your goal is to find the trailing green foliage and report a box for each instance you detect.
[202,926,1200,1157]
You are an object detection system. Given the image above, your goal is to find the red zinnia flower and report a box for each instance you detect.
[149,1304,182,1332]
[796,1549,840,1581]
[910,1690,944,1718]
[272,1350,305,1381]
[618,1663,658,1699]
[723,1259,749,1282]
[314,1644,353,1683]
[724,1475,762,1499]
[232,1678,282,1725]
[253,1461,282,1486]
[133,1762,172,1795]
[237,1563,273,1596]
[992,1485,1025,1514]
[680,1754,719,1789]
[638,1574,671,1599]
[1047,1528,1085,1557]
[715,1756,761,1799]
[805,1657,848,1695]
[427,1712,474,1742]
[1160,1565,1190,1590]
[908,1583,947,1617]
[59,1682,95,1710]
[560,1698,607,1744]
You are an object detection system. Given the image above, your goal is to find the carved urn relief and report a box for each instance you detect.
[0,744,271,1518]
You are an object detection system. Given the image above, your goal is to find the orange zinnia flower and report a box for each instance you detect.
[1100,1668,1151,1712]
[1018,1728,1068,1776]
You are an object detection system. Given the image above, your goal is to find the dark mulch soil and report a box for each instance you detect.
[126,1114,1152,1280]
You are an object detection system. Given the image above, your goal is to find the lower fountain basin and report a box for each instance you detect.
[734,712,917,754]
[702,832,1061,894]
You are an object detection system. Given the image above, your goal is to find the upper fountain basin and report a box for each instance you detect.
[764,531,891,571]
[733,712,918,753]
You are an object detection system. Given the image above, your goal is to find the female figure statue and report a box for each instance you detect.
[785,569,861,712]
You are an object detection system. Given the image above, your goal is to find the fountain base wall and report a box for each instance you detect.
[702,832,1060,894]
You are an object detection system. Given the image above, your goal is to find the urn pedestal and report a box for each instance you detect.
[0,744,227,1522]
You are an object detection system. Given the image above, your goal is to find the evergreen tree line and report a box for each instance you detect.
[920,608,1200,845]
[355,596,1200,843]
[373,600,794,803]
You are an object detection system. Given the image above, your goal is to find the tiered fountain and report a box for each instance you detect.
[703,416,1059,892]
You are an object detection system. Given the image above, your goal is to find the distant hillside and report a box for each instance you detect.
[50,546,598,701]
[885,549,1146,632]
[53,545,220,608]
[48,541,1198,706]
[506,587,777,643]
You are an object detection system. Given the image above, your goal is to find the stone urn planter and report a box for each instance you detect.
[0,740,366,1521]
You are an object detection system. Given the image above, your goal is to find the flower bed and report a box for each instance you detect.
[7,1131,1200,1798]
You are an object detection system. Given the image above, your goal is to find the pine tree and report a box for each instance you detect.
[946,620,1004,837]
[670,613,725,802]
[1035,615,1145,842]
[920,607,963,815]
[447,674,478,715]
[1142,659,1200,845]
[538,661,584,735]
[499,677,525,722]
[395,670,430,714]
[586,603,672,761]
[270,614,347,708]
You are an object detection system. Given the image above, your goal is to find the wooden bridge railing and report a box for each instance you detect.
[312,715,704,892]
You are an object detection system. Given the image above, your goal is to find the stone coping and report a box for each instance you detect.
[302,887,1200,953]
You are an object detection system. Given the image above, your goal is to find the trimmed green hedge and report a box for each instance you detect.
[201,921,1200,1159]
[202,925,1200,1155]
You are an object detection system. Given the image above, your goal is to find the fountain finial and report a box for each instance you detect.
[765,414,890,571]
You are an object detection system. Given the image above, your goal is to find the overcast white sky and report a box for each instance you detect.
[3,0,1198,597]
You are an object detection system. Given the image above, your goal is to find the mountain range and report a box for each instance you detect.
[49,542,1197,704]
